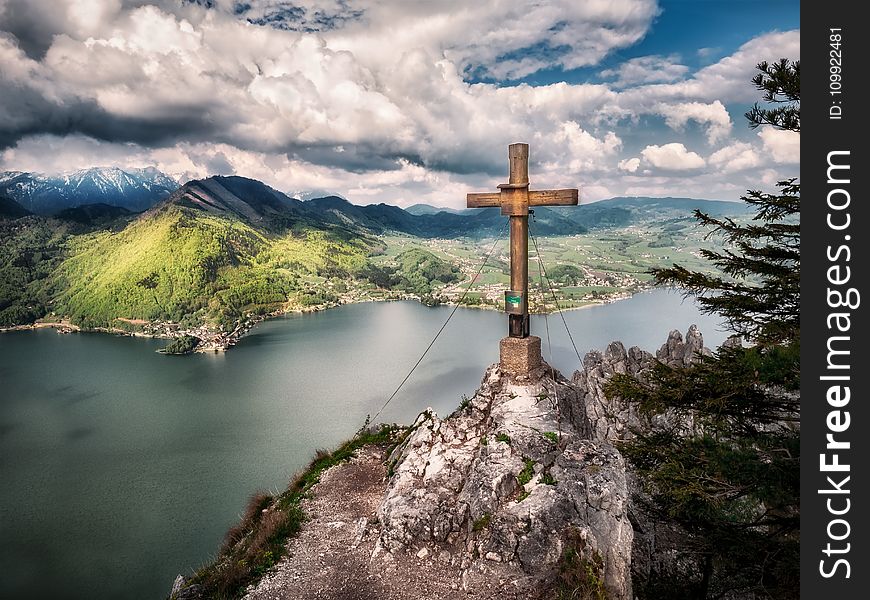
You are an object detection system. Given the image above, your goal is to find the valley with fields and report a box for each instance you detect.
[0,169,747,352]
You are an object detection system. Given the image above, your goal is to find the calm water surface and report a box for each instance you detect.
[0,290,726,599]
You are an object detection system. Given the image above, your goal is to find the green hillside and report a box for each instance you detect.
[52,204,375,329]
[0,216,69,326]
[0,175,752,346]
[357,248,460,300]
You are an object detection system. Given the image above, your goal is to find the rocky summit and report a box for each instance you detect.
[376,326,713,598]
[173,327,712,600]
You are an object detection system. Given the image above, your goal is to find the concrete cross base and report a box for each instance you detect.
[499,335,542,376]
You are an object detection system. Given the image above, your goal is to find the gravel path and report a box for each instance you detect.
[242,444,532,600]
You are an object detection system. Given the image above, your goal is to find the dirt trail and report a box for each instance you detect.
[242,445,531,600]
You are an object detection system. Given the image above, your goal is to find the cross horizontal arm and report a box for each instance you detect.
[529,189,578,206]
[466,192,501,208]
[466,189,579,208]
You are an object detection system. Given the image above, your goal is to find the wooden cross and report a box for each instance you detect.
[467,143,579,338]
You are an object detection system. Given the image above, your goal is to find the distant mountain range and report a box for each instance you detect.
[404,203,466,216]
[164,176,587,238]
[0,168,751,235]
[555,196,753,231]
[0,167,178,214]
[0,172,756,335]
[168,177,749,238]
[388,195,752,236]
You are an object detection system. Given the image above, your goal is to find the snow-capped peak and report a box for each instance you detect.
[0,167,179,214]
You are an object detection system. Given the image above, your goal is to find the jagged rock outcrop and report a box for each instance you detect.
[377,364,633,599]
[573,325,712,444]
[656,324,710,368]
[378,326,714,599]
[570,326,714,593]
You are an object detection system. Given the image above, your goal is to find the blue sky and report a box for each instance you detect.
[616,0,799,67]
[491,0,801,85]
[0,0,800,206]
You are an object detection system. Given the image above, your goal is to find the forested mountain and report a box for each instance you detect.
[49,177,379,330]
[0,173,751,337]
[389,196,751,233]
[0,193,30,219]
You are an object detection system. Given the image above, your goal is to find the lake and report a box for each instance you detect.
[0,290,726,600]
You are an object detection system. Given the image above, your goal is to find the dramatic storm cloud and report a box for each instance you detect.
[0,0,800,206]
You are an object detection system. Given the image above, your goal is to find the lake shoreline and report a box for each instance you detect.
[0,290,725,600]
[0,288,648,352]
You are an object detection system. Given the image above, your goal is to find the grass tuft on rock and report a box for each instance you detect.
[449,394,472,418]
[517,458,535,486]
[554,528,607,600]
[220,491,274,554]
[472,513,492,532]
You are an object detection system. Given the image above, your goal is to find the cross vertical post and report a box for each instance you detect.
[506,143,530,338]
[466,143,580,376]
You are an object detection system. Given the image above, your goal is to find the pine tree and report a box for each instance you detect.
[745,59,800,132]
[606,60,800,599]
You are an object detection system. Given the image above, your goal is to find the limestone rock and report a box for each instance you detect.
[378,326,715,600]
[170,575,185,598]
[169,575,202,600]
[656,325,711,368]
[570,341,652,443]
[378,363,633,599]
[573,325,711,444]
[351,517,368,548]
[569,326,715,593]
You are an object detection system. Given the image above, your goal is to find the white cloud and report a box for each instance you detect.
[641,143,706,171]
[325,0,660,80]
[601,54,689,87]
[758,127,799,164]
[618,157,640,173]
[654,101,732,144]
[619,30,800,105]
[0,1,800,205]
[0,1,639,175]
[691,30,801,102]
[709,142,762,173]
[760,168,781,187]
[544,121,622,173]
